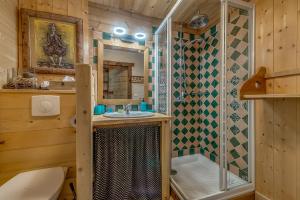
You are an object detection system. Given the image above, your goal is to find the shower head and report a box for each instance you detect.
[188,11,209,29]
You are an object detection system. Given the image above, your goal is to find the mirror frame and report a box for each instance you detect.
[97,39,149,105]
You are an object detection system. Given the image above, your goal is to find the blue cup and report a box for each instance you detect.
[107,107,113,113]
[94,104,106,115]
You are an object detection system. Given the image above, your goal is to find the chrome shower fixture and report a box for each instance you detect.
[188,10,209,29]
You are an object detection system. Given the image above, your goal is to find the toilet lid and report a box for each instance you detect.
[0,167,65,200]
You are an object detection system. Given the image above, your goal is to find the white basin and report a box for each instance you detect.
[103,111,154,118]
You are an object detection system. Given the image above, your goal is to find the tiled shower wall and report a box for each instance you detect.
[226,7,250,180]
[171,25,221,163]
[198,25,221,163]
[170,8,250,180]
[171,31,202,157]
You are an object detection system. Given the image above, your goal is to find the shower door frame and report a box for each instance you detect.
[154,0,183,115]
[220,0,255,194]
[154,0,255,199]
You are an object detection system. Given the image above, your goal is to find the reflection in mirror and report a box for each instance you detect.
[103,45,145,100]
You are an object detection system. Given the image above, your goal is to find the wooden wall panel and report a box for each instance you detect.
[52,0,68,15]
[255,0,300,200]
[36,0,53,12]
[273,99,297,200]
[273,0,297,71]
[0,92,76,200]
[255,99,274,199]
[297,100,300,200]
[0,0,18,88]
[255,0,275,198]
[255,0,274,93]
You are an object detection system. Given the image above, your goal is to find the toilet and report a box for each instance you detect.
[0,167,66,200]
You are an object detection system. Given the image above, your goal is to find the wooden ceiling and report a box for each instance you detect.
[88,0,250,34]
[172,0,220,26]
[88,0,221,34]
[88,0,177,19]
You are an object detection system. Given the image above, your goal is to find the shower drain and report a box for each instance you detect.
[171,169,178,175]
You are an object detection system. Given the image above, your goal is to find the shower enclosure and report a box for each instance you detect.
[154,0,254,199]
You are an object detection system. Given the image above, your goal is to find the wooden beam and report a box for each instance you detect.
[161,120,171,200]
[75,64,92,200]
[97,40,104,104]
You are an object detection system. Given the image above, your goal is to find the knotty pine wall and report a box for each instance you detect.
[18,0,89,82]
[0,91,76,199]
[0,0,18,88]
[0,1,89,199]
[255,0,300,200]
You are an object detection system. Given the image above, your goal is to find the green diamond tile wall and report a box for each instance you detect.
[171,26,221,160]
[158,46,168,113]
[170,12,250,181]
[171,32,202,157]
[148,42,155,106]
[226,7,250,181]
[198,25,221,163]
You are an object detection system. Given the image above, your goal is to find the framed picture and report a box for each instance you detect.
[20,9,83,75]
[131,76,144,84]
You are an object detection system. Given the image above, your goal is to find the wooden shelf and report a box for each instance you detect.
[243,94,300,99]
[0,89,76,94]
[240,67,300,100]
[240,67,266,100]
[265,68,300,79]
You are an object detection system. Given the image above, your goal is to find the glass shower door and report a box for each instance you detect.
[221,0,254,191]
[155,19,172,115]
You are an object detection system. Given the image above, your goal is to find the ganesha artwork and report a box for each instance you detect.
[21,9,83,75]
[29,17,78,74]
[43,23,67,67]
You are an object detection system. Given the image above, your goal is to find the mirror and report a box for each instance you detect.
[97,40,149,104]
[103,45,144,99]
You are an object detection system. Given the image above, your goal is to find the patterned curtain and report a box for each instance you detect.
[93,125,161,200]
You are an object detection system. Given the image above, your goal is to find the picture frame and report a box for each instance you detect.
[20,8,83,75]
[131,76,144,84]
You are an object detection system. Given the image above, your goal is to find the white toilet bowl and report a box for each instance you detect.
[0,167,66,200]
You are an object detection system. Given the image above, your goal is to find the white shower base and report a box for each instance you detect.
[171,154,247,200]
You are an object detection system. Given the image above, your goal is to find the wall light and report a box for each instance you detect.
[134,32,146,40]
[113,27,126,35]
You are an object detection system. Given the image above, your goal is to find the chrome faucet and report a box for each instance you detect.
[124,104,131,115]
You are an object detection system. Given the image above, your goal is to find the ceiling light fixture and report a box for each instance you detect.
[134,32,146,40]
[113,27,126,35]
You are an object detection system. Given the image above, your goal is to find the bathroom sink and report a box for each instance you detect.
[103,111,154,118]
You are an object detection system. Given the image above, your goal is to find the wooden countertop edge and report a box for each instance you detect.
[92,113,172,126]
[0,89,76,94]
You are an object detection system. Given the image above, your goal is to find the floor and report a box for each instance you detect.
[171,154,247,200]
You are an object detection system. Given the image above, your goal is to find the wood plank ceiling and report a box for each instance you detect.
[88,0,177,19]
[172,0,220,26]
[89,0,250,34]
[88,0,221,33]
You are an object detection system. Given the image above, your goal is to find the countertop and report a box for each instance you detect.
[92,113,172,127]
